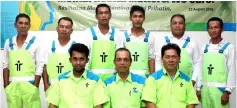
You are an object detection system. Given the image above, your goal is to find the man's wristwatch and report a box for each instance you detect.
[225,91,231,95]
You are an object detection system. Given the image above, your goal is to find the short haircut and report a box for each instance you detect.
[170,13,185,24]
[130,5,145,17]
[69,43,89,58]
[58,17,73,26]
[95,3,111,15]
[15,13,30,24]
[114,48,132,62]
[161,43,181,57]
[207,17,223,29]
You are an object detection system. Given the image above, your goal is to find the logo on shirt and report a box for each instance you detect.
[180,83,183,87]
[207,64,214,75]
[132,52,139,62]
[133,87,138,93]
[15,60,23,71]
[56,63,64,73]
[85,82,89,87]
[100,52,108,62]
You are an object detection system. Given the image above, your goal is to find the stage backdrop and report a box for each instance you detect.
[1,1,236,48]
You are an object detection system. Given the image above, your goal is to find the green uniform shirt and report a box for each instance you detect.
[142,69,199,108]
[104,73,146,108]
[46,70,109,108]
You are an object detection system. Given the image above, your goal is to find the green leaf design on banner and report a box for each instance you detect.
[218,1,231,16]
[186,23,206,31]
[25,1,39,16]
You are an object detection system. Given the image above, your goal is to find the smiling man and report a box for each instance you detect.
[3,13,44,108]
[200,17,236,108]
[47,43,108,108]
[124,5,155,77]
[155,14,201,89]
[104,48,145,108]
[142,43,199,108]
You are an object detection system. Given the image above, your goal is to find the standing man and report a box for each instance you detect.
[155,14,201,87]
[84,3,125,81]
[200,17,236,108]
[124,5,155,77]
[47,43,108,108]
[104,48,145,108]
[3,13,44,108]
[43,17,85,93]
[142,43,199,108]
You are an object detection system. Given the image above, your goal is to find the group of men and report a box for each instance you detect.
[2,3,235,108]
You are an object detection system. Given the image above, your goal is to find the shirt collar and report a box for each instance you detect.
[115,72,132,83]
[127,28,148,37]
[12,35,33,45]
[95,24,113,34]
[168,32,188,40]
[67,69,87,80]
[208,38,227,47]
[162,68,181,79]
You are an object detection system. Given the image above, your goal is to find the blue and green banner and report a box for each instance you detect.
[1,1,236,48]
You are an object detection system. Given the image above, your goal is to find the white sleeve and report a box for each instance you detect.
[35,39,45,75]
[191,41,201,83]
[2,39,9,69]
[148,34,155,60]
[225,44,236,93]
[154,38,163,71]
[115,30,125,49]
[196,45,205,91]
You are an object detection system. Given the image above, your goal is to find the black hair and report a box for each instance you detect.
[69,43,89,58]
[15,13,30,24]
[58,17,73,26]
[207,17,223,29]
[114,48,132,62]
[161,43,181,57]
[130,5,145,17]
[95,3,111,15]
[170,13,185,24]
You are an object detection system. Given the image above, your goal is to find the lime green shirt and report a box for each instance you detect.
[46,70,109,108]
[104,73,146,108]
[142,69,199,108]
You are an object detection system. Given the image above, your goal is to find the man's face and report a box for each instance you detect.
[170,16,185,37]
[96,7,111,26]
[130,11,145,28]
[14,17,30,35]
[57,19,73,38]
[162,49,180,72]
[208,21,223,39]
[114,51,131,73]
[69,51,88,73]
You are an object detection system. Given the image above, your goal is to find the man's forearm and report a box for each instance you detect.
[34,75,41,87]
[3,68,9,88]
[95,105,102,108]
[187,104,195,108]
[145,101,156,108]
[148,59,155,74]
[48,103,56,108]
[42,65,49,86]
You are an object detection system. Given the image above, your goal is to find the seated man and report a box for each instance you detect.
[142,43,199,108]
[47,43,108,108]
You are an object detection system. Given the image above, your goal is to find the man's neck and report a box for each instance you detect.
[117,72,129,81]
[172,32,184,39]
[131,27,145,37]
[73,69,85,78]
[166,69,177,76]
[211,37,222,44]
[58,37,70,46]
[98,24,110,35]
[16,34,27,47]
